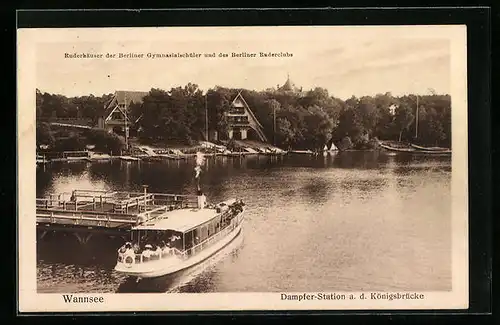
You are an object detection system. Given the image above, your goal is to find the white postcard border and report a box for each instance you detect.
[18,25,468,312]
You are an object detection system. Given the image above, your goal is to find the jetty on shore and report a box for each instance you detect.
[36,140,289,166]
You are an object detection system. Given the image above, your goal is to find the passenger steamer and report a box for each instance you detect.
[114,194,245,279]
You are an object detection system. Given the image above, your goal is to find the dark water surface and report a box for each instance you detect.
[36,151,452,293]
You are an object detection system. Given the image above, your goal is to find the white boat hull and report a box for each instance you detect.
[114,216,244,278]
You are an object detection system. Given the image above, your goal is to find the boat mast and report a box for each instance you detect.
[415,95,419,139]
[205,92,208,140]
[124,93,129,151]
[273,104,276,146]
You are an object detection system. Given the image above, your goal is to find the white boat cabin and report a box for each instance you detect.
[117,200,244,265]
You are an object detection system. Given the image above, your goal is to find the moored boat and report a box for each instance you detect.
[120,156,141,161]
[289,149,313,154]
[410,144,451,152]
[379,142,451,155]
[114,196,245,279]
[379,142,416,153]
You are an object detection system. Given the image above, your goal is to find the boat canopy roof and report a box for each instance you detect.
[133,208,220,233]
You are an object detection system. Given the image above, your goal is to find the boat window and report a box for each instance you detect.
[129,229,182,253]
[166,232,183,251]
[194,228,201,245]
[200,225,208,242]
[208,221,215,237]
[184,231,193,250]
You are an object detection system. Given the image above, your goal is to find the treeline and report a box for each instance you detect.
[36,89,114,123]
[36,85,451,151]
[129,84,451,150]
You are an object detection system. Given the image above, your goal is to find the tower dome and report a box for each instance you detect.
[275,74,304,97]
[280,74,295,91]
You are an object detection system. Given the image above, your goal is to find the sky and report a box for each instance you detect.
[34,26,454,100]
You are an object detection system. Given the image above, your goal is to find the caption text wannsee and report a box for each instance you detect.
[64,51,293,59]
[61,292,425,304]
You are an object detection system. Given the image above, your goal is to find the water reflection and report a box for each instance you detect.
[37,152,452,293]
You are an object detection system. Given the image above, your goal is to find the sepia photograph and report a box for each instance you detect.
[18,24,469,312]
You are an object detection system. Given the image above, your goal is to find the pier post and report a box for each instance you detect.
[39,230,48,240]
[73,232,93,245]
[143,185,148,211]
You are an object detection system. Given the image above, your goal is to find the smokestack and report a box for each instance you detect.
[194,152,206,208]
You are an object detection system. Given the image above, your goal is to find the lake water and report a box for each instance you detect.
[36,151,452,293]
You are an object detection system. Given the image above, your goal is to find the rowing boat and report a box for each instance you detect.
[379,142,451,155]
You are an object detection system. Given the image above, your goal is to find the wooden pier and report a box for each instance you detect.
[36,188,199,244]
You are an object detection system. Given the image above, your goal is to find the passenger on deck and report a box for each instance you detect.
[163,241,173,255]
[119,243,128,254]
[142,244,153,259]
[133,242,140,253]
[197,190,207,209]
[153,245,162,258]
[120,242,132,253]
[124,242,134,256]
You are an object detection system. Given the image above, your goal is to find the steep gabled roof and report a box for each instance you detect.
[231,91,264,130]
[104,90,149,120]
[230,91,267,142]
[115,90,149,105]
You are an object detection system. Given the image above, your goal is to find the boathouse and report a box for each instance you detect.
[98,90,149,134]
[100,89,268,143]
[219,91,268,142]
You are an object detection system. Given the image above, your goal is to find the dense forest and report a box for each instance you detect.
[36,84,451,152]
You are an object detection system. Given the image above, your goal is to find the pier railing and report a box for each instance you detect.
[36,189,199,229]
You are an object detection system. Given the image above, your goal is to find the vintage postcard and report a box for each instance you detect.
[18,25,468,312]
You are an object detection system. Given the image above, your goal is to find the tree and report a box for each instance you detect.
[266,99,281,144]
[373,92,396,139]
[206,88,232,139]
[85,129,124,154]
[394,103,415,142]
[303,105,334,150]
[275,117,295,149]
[56,132,86,151]
[36,122,55,148]
[36,89,43,120]
[357,96,379,136]
[333,96,364,143]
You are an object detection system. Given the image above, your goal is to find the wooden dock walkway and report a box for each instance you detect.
[36,189,199,244]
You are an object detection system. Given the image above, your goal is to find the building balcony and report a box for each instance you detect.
[228,123,251,127]
[227,109,245,115]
